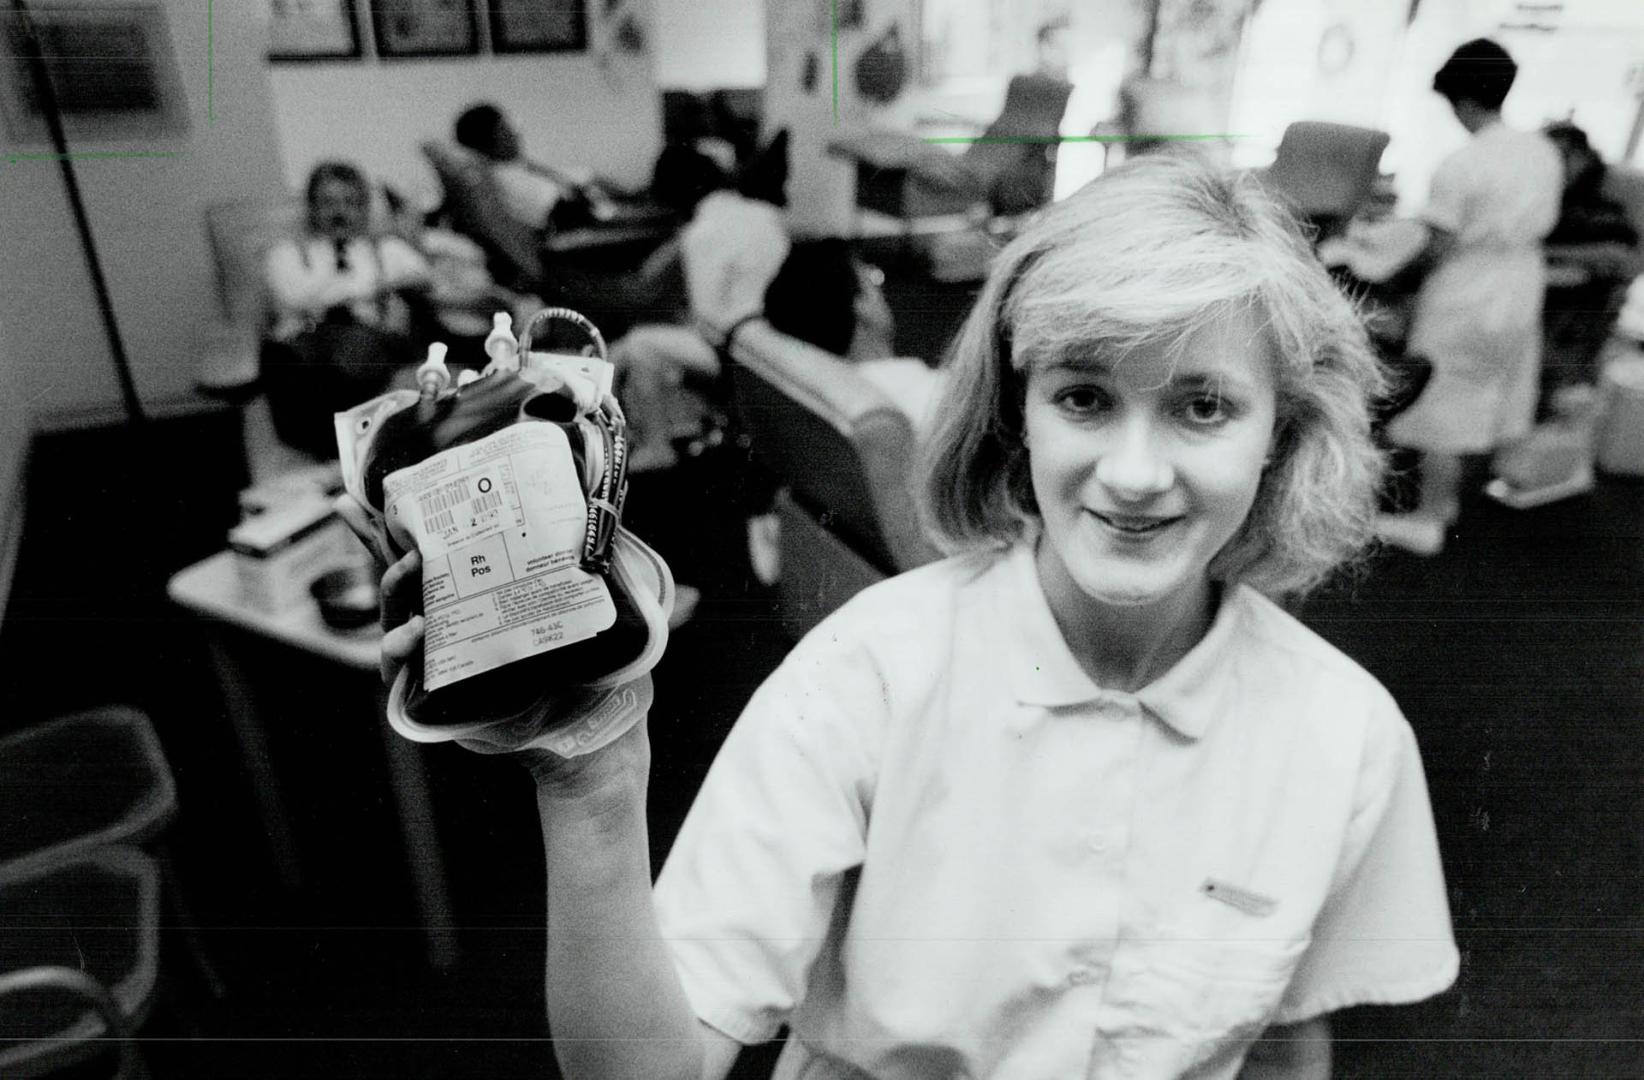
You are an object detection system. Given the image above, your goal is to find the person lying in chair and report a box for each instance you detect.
[453,103,645,236]
[761,238,944,432]
[262,161,435,459]
[737,238,949,586]
[444,103,678,339]
[610,131,794,471]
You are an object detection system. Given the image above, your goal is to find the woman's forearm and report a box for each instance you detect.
[539,771,707,1080]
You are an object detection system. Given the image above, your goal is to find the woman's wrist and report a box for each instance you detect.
[532,744,653,861]
[525,723,651,812]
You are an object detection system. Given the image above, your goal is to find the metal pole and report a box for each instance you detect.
[11,0,146,424]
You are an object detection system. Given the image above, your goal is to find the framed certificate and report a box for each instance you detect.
[1,2,189,141]
[268,0,361,61]
[371,0,478,57]
[489,0,586,54]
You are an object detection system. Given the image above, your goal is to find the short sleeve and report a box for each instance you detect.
[1274,704,1460,1023]
[1421,148,1471,235]
[653,629,886,1044]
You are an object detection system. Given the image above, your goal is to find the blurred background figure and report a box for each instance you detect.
[1369,39,1563,556]
[1539,120,1642,396]
[261,161,433,460]
[453,102,642,236]
[611,129,792,473]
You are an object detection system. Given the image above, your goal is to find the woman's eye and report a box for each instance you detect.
[1183,394,1231,425]
[1055,386,1105,414]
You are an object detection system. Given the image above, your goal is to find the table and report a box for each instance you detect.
[167,551,457,969]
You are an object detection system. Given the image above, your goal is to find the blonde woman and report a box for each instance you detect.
[381,155,1458,1079]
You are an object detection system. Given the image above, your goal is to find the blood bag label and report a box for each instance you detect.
[382,424,616,691]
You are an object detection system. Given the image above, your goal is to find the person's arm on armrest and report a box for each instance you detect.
[1239,1016,1332,1080]
[265,240,361,316]
[378,235,433,292]
[1370,223,1454,295]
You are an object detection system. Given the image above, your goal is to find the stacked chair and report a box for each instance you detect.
[0,706,219,1078]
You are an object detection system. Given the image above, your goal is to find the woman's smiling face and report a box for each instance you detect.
[1024,310,1279,625]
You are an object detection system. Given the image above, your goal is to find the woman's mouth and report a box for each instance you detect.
[1090,510,1182,537]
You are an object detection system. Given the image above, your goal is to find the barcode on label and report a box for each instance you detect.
[419,479,475,519]
[418,480,504,537]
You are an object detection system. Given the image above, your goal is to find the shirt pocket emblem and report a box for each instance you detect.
[1200,877,1278,918]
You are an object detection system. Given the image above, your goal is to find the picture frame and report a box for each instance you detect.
[488,0,586,54]
[1,2,190,143]
[267,0,361,61]
[372,0,478,58]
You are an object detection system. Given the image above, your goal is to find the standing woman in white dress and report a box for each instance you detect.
[1376,39,1563,555]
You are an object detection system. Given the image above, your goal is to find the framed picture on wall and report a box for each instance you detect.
[489,0,586,53]
[371,0,478,57]
[268,0,361,60]
[1,1,189,142]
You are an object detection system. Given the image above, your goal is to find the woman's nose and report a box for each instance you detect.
[1094,419,1174,500]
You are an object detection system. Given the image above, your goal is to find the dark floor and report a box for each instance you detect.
[3,259,1641,1077]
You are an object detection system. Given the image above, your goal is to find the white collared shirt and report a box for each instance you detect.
[263,234,429,340]
[679,190,790,331]
[655,545,1458,1079]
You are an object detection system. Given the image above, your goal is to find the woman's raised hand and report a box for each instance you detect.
[376,547,651,792]
[379,549,424,687]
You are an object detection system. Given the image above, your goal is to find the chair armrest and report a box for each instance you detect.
[728,321,940,572]
[1545,242,1643,283]
[0,964,142,1079]
[826,130,981,193]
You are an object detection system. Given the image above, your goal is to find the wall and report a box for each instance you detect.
[1229,0,1410,168]
[764,0,1153,235]
[1229,0,1644,206]
[0,0,287,425]
[268,3,662,209]
[764,0,923,234]
[1382,0,1644,207]
[654,0,765,89]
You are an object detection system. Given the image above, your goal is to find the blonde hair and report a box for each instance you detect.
[918,154,1388,599]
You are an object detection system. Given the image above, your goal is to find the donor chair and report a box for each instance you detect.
[828,73,1075,242]
[724,319,940,639]
[421,141,547,293]
[1256,121,1390,240]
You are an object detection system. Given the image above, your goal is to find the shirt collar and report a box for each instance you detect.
[999,542,1104,710]
[996,543,1250,741]
[1133,584,1250,741]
